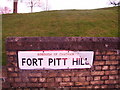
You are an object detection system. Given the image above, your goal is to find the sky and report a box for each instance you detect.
[0,0,115,13]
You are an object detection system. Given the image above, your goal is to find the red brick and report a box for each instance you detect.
[48,73,57,77]
[94,76,101,80]
[94,85,100,89]
[95,56,102,60]
[86,86,93,88]
[101,76,108,80]
[106,61,119,65]
[48,82,59,87]
[14,68,19,72]
[9,73,18,77]
[39,78,46,82]
[91,81,104,85]
[60,72,73,77]
[11,62,18,67]
[117,66,120,70]
[60,82,74,87]
[108,85,115,88]
[22,77,29,82]
[109,56,116,60]
[91,71,104,75]
[8,78,14,83]
[105,80,118,84]
[95,51,101,55]
[78,77,86,81]
[63,77,70,82]
[7,51,16,55]
[102,66,109,70]
[15,88,23,90]
[8,67,14,72]
[79,87,86,89]
[29,78,38,82]
[76,71,90,76]
[47,78,54,82]
[75,82,89,86]
[115,75,119,79]
[43,83,58,87]
[109,75,118,80]
[15,78,21,82]
[101,85,108,88]
[101,51,106,55]
[105,70,118,75]
[95,66,102,70]
[7,56,14,61]
[109,66,116,70]
[103,56,109,60]
[55,77,62,82]
[28,73,42,77]
[71,77,79,82]
[42,83,49,87]
[116,55,120,60]
[86,77,93,81]
[115,85,120,88]
[11,83,26,87]
[106,51,117,55]
[27,83,42,87]
[2,82,10,88]
[94,61,105,65]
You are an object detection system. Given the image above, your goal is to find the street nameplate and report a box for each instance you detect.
[18,50,94,69]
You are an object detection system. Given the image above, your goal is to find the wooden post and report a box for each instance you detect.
[13,0,18,13]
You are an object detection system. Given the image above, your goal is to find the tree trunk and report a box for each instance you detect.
[31,6,33,13]
[30,0,33,12]
[13,0,18,13]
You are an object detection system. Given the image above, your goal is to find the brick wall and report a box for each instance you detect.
[5,37,120,89]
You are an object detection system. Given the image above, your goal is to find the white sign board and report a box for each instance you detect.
[18,50,94,69]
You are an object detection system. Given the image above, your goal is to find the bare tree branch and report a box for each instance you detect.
[109,0,120,6]
[26,0,45,12]
[0,6,11,14]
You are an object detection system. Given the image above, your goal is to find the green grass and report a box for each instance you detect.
[2,7,119,65]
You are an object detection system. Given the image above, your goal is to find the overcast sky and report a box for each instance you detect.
[0,0,114,13]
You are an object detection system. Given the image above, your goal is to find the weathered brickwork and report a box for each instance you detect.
[4,37,120,89]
